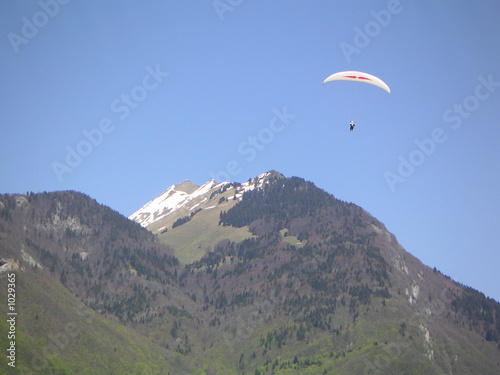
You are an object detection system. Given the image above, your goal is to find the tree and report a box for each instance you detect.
[296,325,306,341]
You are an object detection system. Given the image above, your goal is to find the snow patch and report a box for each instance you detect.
[129,171,283,229]
[129,180,229,228]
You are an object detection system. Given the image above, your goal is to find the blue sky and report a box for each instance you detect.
[1,1,499,301]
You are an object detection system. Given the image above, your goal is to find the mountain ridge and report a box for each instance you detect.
[1,172,499,374]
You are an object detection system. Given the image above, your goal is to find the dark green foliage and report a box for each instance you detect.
[215,291,228,309]
[26,238,59,271]
[65,227,77,238]
[0,206,12,221]
[451,286,500,344]
[220,177,343,232]
[296,324,306,341]
[173,215,191,228]
[399,322,407,337]
[349,284,373,305]
[171,320,180,338]
[172,208,202,229]
[231,291,254,306]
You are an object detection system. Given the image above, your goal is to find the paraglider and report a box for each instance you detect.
[322,71,391,93]
[322,71,391,131]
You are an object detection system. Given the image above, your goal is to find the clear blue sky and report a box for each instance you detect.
[1,1,499,301]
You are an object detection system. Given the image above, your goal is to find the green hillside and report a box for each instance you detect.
[0,269,185,374]
[156,188,255,264]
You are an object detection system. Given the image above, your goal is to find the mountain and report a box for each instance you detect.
[129,171,284,233]
[0,191,191,374]
[129,171,285,264]
[1,172,499,374]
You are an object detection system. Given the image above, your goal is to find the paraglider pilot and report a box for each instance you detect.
[349,121,355,131]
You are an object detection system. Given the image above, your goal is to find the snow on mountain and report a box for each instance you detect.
[129,180,220,228]
[129,171,284,231]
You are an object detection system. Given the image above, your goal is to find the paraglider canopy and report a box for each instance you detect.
[322,71,391,94]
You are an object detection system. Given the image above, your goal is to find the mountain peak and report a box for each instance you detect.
[249,170,285,184]
[129,179,223,229]
[173,180,199,193]
[129,171,286,231]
